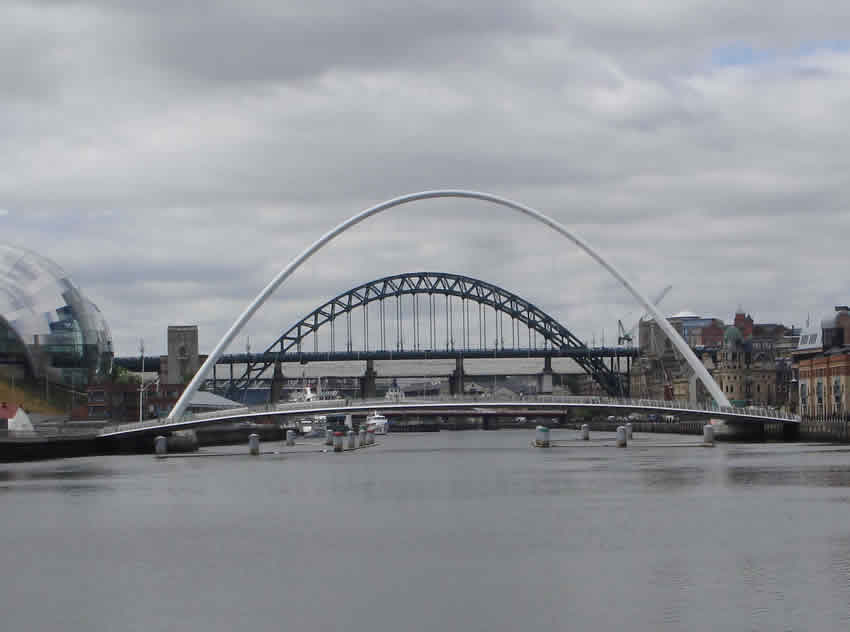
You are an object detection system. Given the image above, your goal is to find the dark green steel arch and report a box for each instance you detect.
[232,272,625,395]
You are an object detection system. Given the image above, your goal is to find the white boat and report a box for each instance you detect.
[291,384,318,402]
[290,379,343,403]
[366,412,389,434]
[299,415,326,437]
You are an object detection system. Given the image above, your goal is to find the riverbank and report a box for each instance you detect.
[797,416,850,442]
[572,418,791,441]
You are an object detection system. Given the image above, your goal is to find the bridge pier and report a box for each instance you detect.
[538,355,554,394]
[449,356,465,395]
[270,359,284,404]
[783,422,800,442]
[361,359,377,399]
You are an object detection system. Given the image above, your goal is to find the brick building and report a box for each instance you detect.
[795,306,850,417]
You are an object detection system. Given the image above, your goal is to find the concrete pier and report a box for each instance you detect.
[538,355,554,394]
[703,424,714,446]
[360,359,377,399]
[535,426,550,448]
[616,426,627,448]
[449,356,465,395]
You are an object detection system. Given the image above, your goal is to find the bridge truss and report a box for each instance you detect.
[226,272,628,396]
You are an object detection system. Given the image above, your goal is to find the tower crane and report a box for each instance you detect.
[617,285,673,346]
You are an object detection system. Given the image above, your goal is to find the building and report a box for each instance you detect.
[632,308,792,407]
[163,325,200,385]
[795,306,850,418]
[85,381,145,421]
[0,243,113,388]
[668,312,726,350]
[85,381,241,421]
[633,310,725,401]
[83,324,238,422]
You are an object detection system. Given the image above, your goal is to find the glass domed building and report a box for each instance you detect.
[0,243,113,387]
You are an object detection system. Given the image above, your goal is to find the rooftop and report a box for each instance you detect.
[670,310,700,319]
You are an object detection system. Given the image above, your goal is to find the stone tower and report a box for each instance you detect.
[167,325,199,384]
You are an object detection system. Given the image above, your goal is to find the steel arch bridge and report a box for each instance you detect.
[229,271,627,396]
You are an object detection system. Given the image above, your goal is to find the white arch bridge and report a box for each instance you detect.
[99,395,799,440]
[168,190,737,422]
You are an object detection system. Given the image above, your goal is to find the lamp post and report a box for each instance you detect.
[139,339,144,422]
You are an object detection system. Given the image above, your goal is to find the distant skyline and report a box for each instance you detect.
[2,1,847,355]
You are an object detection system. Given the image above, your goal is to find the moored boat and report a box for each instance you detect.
[366,412,389,434]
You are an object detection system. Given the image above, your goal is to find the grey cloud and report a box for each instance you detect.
[2,1,849,355]
[61,0,550,83]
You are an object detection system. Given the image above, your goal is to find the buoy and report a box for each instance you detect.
[703,424,715,446]
[616,426,627,448]
[249,433,260,456]
[155,435,167,457]
[286,429,295,446]
[535,426,550,448]
[581,424,590,441]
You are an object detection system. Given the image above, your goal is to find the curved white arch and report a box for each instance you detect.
[168,190,730,420]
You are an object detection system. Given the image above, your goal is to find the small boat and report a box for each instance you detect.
[366,412,389,434]
[299,415,327,438]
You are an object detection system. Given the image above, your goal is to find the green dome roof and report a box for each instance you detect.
[724,326,743,346]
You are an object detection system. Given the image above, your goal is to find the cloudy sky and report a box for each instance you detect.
[2,1,848,356]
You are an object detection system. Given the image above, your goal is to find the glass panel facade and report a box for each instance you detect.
[0,243,113,386]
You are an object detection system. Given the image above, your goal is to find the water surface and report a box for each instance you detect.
[2,431,849,631]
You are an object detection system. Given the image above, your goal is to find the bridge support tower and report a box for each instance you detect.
[538,355,554,395]
[450,356,465,395]
[270,359,284,404]
[361,359,377,399]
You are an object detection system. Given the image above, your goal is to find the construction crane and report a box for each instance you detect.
[617,285,673,346]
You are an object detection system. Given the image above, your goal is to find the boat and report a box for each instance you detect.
[290,381,344,403]
[291,384,318,402]
[366,412,389,434]
[299,415,327,438]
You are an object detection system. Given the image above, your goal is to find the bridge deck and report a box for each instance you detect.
[114,347,639,372]
[98,395,799,439]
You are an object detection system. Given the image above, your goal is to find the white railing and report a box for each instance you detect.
[98,394,799,436]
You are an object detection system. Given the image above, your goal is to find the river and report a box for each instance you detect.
[1,430,849,631]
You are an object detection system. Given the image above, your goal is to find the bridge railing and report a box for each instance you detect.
[100,393,799,436]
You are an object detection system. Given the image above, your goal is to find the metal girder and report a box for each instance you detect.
[224,272,625,396]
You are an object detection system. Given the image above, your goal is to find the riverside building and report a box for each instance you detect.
[795,306,850,418]
[0,243,113,389]
[631,308,795,408]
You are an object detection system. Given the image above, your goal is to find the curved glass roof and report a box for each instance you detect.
[0,243,112,385]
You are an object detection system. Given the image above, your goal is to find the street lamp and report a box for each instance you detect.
[139,339,145,422]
